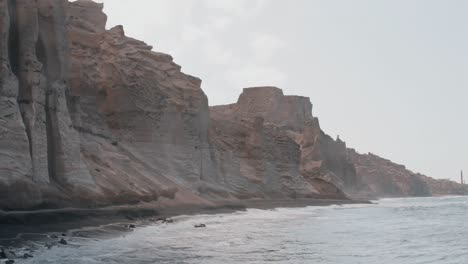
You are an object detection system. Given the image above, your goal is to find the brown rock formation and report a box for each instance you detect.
[211,87,352,199]
[0,0,465,211]
[67,0,211,206]
[348,150,468,198]
[67,3,345,201]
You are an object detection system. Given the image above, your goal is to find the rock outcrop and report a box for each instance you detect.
[67,0,210,207]
[0,0,466,211]
[210,87,353,199]
[0,0,97,209]
[348,150,468,198]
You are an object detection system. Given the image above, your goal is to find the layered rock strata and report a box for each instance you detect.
[0,0,96,209]
[0,0,466,210]
[348,150,468,198]
[210,87,354,198]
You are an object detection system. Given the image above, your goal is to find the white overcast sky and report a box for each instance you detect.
[95,0,468,182]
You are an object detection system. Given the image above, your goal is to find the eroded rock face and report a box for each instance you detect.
[0,0,96,209]
[0,0,465,210]
[211,87,354,199]
[67,0,211,206]
[348,150,468,198]
[0,0,38,209]
[66,2,344,203]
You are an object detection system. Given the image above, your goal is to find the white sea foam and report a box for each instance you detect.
[16,196,468,264]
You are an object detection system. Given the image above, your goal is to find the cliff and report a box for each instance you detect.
[0,0,97,209]
[210,87,355,199]
[0,0,466,211]
[348,150,468,198]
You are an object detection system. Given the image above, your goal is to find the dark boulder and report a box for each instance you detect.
[0,249,16,259]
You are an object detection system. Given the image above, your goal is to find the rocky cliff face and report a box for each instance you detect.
[348,150,468,198]
[0,0,97,209]
[67,0,212,207]
[0,0,465,210]
[211,87,354,199]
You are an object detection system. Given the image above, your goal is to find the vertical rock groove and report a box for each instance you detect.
[7,0,19,76]
[36,0,95,188]
[36,35,57,180]
[0,0,39,209]
[16,0,50,183]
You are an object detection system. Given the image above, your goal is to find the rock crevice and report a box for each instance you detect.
[0,0,96,209]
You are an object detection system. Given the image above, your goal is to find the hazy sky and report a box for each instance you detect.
[96,0,468,182]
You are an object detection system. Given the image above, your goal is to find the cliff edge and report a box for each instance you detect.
[0,0,466,210]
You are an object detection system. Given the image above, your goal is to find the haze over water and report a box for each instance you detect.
[24,196,468,264]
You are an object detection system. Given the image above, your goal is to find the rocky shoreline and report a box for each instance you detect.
[0,198,369,263]
[0,198,368,238]
[0,0,466,226]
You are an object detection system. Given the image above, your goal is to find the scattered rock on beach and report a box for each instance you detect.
[5,260,15,264]
[45,243,54,249]
[194,224,206,228]
[156,217,175,224]
[23,253,33,259]
[59,238,68,245]
[0,248,16,259]
[129,224,136,229]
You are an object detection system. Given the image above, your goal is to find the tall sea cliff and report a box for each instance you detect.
[0,0,466,210]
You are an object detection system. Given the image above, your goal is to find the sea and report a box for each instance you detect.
[14,196,468,264]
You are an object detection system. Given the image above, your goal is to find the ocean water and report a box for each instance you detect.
[19,196,468,264]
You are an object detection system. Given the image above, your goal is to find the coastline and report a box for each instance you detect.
[0,198,369,241]
[1,196,464,263]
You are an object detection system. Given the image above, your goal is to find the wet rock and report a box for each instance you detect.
[194,224,206,228]
[5,260,15,264]
[58,238,68,245]
[23,253,33,259]
[164,218,175,224]
[45,243,55,250]
[0,249,16,260]
[155,217,174,224]
[129,224,136,229]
